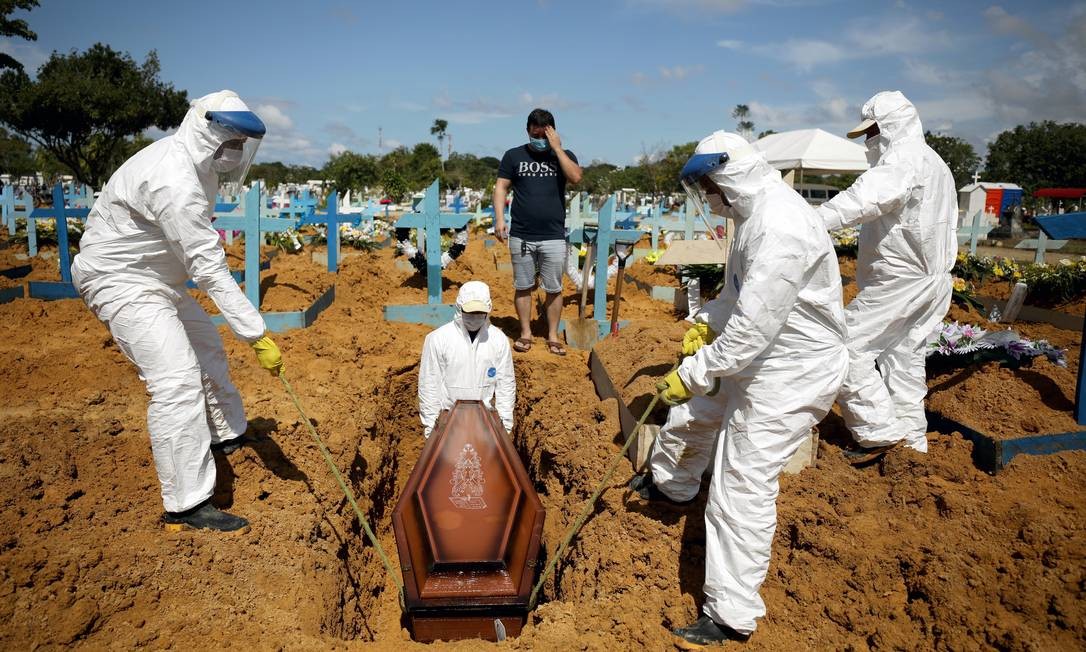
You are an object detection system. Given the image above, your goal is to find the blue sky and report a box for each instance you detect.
[6,0,1084,168]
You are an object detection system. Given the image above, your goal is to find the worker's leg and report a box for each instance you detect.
[648,394,728,502]
[177,294,247,446]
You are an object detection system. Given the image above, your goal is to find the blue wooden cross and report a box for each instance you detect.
[64,182,93,208]
[1036,212,1086,425]
[0,185,31,236]
[648,198,725,250]
[210,183,297,309]
[384,179,472,326]
[28,183,91,283]
[297,190,362,272]
[279,188,316,220]
[568,195,642,338]
[450,192,465,214]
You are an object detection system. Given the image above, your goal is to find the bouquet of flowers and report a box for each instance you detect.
[926,320,1067,371]
[830,227,859,257]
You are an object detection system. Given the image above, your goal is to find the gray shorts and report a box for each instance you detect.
[509,236,567,294]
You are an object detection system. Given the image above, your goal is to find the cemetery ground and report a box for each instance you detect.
[0,234,1084,649]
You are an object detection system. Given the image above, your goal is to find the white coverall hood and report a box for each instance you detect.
[816,90,957,452]
[652,130,848,635]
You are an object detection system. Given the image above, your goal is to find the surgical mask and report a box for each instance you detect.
[706,191,728,217]
[529,136,549,152]
[212,147,244,172]
[462,313,487,331]
[865,133,888,167]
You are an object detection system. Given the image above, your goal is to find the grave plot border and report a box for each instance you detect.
[209,284,336,333]
[926,410,1086,473]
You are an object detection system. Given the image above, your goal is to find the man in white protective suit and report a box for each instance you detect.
[632,131,848,646]
[418,281,516,437]
[71,90,284,533]
[817,90,957,461]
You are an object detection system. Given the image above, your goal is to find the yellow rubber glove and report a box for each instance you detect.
[656,370,693,406]
[681,322,717,356]
[251,335,284,376]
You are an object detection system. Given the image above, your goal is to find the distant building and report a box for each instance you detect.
[957,182,1023,227]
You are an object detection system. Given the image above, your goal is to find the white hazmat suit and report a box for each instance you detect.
[817,91,957,452]
[72,91,267,513]
[418,282,516,437]
[650,131,848,635]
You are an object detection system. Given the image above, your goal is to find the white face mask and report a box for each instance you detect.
[212,146,244,172]
[864,133,888,167]
[461,313,487,331]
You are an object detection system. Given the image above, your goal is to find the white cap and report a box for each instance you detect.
[456,281,492,313]
[846,118,877,139]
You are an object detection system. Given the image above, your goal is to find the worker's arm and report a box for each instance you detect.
[152,182,266,343]
[545,126,582,184]
[493,177,511,243]
[493,335,516,433]
[679,222,806,394]
[417,333,443,437]
[816,162,914,231]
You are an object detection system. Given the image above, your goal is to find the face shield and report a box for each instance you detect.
[206,110,266,192]
[679,152,731,244]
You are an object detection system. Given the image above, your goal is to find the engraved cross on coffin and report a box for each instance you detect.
[391,400,545,642]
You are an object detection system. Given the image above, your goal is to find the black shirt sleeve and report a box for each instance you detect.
[565,150,578,164]
[497,149,516,180]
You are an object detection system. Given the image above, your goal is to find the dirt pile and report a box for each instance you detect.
[0,234,1083,649]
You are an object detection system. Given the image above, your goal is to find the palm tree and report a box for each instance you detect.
[430,119,448,170]
[732,104,754,141]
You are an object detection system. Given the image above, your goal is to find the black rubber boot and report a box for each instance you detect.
[673,615,750,648]
[843,441,900,466]
[628,473,695,507]
[211,434,253,456]
[164,500,249,532]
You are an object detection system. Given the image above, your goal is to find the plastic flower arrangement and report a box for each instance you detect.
[830,227,859,257]
[926,320,1067,370]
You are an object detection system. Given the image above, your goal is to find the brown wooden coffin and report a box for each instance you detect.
[391,400,545,642]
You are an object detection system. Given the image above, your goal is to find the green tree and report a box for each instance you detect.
[323,150,378,194]
[732,104,754,141]
[430,118,448,167]
[984,121,1086,195]
[757,129,777,139]
[380,167,408,202]
[406,142,443,190]
[925,130,980,189]
[0,126,34,177]
[0,0,38,72]
[0,43,187,187]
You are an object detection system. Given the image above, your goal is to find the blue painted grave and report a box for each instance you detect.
[649,198,725,250]
[927,211,1086,471]
[25,184,91,300]
[384,180,472,326]
[0,185,32,236]
[568,195,641,338]
[298,190,363,272]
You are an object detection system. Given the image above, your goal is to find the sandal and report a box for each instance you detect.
[513,338,532,352]
[546,340,567,356]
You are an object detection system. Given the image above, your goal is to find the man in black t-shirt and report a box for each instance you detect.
[494,108,582,356]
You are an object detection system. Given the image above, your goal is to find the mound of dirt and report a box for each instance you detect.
[1,231,1083,650]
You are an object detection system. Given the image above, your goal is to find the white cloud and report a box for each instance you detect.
[716,39,743,49]
[751,16,953,71]
[328,142,348,156]
[445,111,513,125]
[903,59,959,86]
[0,41,48,75]
[983,5,1044,42]
[255,104,293,130]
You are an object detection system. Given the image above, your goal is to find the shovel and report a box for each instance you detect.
[609,242,634,336]
[565,226,600,350]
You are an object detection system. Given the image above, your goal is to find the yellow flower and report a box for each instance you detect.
[952,277,967,292]
[644,250,661,264]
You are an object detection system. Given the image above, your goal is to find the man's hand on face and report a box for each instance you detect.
[544,125,562,151]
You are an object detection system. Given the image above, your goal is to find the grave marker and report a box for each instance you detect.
[384,180,472,326]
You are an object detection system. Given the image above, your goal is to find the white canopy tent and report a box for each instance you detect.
[752,128,869,183]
